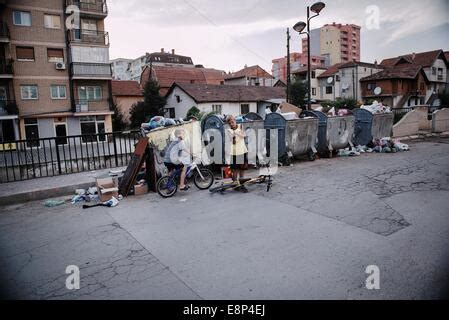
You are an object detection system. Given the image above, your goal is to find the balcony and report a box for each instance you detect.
[0,21,10,42]
[0,100,18,116]
[66,0,108,17]
[71,62,112,80]
[0,59,13,77]
[68,29,109,46]
[74,99,111,113]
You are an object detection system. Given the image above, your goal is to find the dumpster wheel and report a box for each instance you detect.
[307,151,316,161]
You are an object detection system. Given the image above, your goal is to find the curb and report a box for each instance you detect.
[393,132,449,141]
[0,182,93,207]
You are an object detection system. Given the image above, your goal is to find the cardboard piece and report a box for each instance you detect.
[96,177,119,202]
[134,183,148,196]
[278,102,303,116]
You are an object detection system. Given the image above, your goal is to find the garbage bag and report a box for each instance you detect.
[149,116,166,130]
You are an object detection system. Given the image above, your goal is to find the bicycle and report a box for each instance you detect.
[156,161,214,198]
[209,163,273,194]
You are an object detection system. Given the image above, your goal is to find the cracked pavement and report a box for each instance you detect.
[0,137,448,299]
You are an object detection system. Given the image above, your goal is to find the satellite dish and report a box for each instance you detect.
[327,77,334,84]
[342,83,349,90]
[374,87,382,95]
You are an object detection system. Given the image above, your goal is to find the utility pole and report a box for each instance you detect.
[286,28,291,103]
[306,6,312,110]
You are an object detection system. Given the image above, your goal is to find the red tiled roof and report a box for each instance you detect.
[225,65,273,80]
[339,61,383,69]
[380,49,445,68]
[317,63,344,78]
[144,65,226,96]
[360,64,425,82]
[167,83,286,103]
[111,80,143,96]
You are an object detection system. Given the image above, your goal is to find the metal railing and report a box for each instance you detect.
[68,29,109,45]
[0,130,142,183]
[66,0,108,14]
[0,59,13,75]
[71,62,112,78]
[0,21,10,39]
[74,99,110,112]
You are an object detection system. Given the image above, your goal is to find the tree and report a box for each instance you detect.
[112,103,126,131]
[289,81,308,107]
[186,106,202,120]
[129,80,166,128]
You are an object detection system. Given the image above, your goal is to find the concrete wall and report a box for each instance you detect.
[392,110,420,137]
[432,108,449,133]
[414,106,431,130]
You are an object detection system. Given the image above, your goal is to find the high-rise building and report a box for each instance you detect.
[302,23,361,66]
[0,0,113,144]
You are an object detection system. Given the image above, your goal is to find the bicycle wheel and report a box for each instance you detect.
[209,182,238,193]
[193,168,214,190]
[156,176,178,198]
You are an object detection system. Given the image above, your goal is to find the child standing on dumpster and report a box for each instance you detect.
[225,115,249,193]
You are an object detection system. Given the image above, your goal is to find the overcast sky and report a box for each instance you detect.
[106,0,449,73]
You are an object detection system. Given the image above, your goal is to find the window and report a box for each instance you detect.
[312,88,316,95]
[44,14,61,29]
[13,11,31,26]
[240,104,250,115]
[432,67,436,75]
[81,19,97,34]
[47,48,64,63]
[78,86,102,101]
[175,95,181,103]
[367,83,376,91]
[311,71,316,79]
[16,46,35,61]
[51,85,67,99]
[24,118,39,147]
[80,116,106,142]
[325,86,333,94]
[21,85,38,100]
[437,68,443,80]
[335,75,340,82]
[212,104,222,114]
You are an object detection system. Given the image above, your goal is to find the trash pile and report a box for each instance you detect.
[337,137,410,157]
[361,100,392,114]
[71,187,100,204]
[141,116,184,133]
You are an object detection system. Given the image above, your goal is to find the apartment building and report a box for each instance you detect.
[272,52,326,83]
[110,57,132,80]
[111,49,195,82]
[0,0,113,145]
[303,23,361,66]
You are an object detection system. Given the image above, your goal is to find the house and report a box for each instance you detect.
[292,66,328,101]
[273,79,287,88]
[272,52,326,82]
[0,0,113,146]
[360,64,429,108]
[140,65,226,96]
[224,65,275,87]
[338,61,384,101]
[316,63,343,101]
[111,80,143,125]
[111,49,195,82]
[380,50,448,106]
[164,83,286,118]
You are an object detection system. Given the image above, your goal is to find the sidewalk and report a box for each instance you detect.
[0,167,125,206]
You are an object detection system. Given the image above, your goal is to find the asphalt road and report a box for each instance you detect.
[1,137,448,299]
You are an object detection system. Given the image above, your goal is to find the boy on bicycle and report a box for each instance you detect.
[163,128,191,191]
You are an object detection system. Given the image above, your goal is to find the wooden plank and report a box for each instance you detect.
[118,137,148,196]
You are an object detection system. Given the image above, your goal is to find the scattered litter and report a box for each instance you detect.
[337,148,360,157]
[44,199,65,207]
[394,141,410,151]
[361,100,392,114]
[337,109,350,116]
[82,196,120,210]
[179,198,187,202]
[75,189,85,195]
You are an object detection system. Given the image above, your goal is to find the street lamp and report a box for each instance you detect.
[293,2,325,110]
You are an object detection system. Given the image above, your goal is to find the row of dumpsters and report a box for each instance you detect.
[201,109,394,165]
